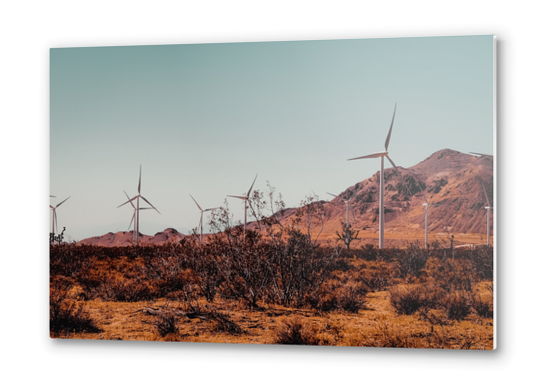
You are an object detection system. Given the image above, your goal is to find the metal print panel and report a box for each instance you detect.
[50,35,495,349]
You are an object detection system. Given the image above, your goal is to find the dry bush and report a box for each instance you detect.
[154,310,178,337]
[92,277,152,302]
[307,281,368,313]
[273,317,321,345]
[394,244,430,278]
[471,294,493,318]
[50,280,100,336]
[442,291,472,321]
[209,310,244,335]
[431,259,477,293]
[469,246,494,281]
[389,285,441,315]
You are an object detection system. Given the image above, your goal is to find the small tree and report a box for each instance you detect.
[335,221,359,250]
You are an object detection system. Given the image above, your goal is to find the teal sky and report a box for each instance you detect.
[50,35,494,241]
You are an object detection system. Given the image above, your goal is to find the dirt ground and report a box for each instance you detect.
[54,284,494,350]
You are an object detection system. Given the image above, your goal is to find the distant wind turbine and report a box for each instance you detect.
[50,196,70,234]
[348,103,401,249]
[117,166,160,246]
[327,192,356,229]
[122,190,152,243]
[190,194,219,243]
[481,182,493,246]
[420,190,441,249]
[227,174,258,237]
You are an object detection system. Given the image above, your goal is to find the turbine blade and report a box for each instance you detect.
[50,205,54,209]
[54,210,58,232]
[350,204,357,224]
[385,155,400,173]
[55,196,71,208]
[138,165,141,194]
[129,212,135,230]
[482,183,490,206]
[50,195,56,198]
[227,195,248,200]
[470,152,493,158]
[247,174,258,196]
[140,195,160,214]
[348,153,383,161]
[204,207,220,212]
[384,103,397,151]
[124,190,136,209]
[117,195,138,208]
[189,194,203,212]
[327,192,338,198]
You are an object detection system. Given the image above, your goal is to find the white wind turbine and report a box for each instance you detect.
[481,182,493,246]
[122,190,153,243]
[348,103,401,249]
[328,192,357,247]
[227,174,258,237]
[117,166,160,246]
[420,190,441,249]
[327,192,356,229]
[50,196,70,234]
[190,194,219,243]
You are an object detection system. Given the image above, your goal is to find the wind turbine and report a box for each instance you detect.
[327,192,356,229]
[481,182,493,246]
[50,196,70,234]
[117,166,160,246]
[190,194,219,243]
[122,190,152,243]
[348,103,401,249]
[420,190,441,249]
[227,174,258,237]
[328,192,357,248]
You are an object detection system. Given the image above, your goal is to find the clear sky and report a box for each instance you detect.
[50,35,494,241]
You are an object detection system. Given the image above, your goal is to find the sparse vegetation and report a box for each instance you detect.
[49,187,493,349]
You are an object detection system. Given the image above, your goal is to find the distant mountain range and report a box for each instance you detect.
[78,149,493,248]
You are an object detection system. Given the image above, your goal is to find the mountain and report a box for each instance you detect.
[252,149,494,248]
[78,149,493,248]
[78,228,186,247]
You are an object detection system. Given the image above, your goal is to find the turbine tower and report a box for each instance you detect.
[50,196,70,234]
[328,192,357,247]
[227,174,258,237]
[348,103,400,249]
[117,166,160,246]
[327,192,356,229]
[122,190,152,243]
[482,182,493,246]
[190,194,219,243]
[420,190,441,249]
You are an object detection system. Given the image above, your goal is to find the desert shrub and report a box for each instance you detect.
[471,294,493,319]
[50,280,100,335]
[154,311,178,337]
[92,277,152,302]
[432,259,477,293]
[469,246,494,280]
[356,263,394,292]
[442,291,472,321]
[359,244,378,261]
[273,317,319,345]
[307,282,368,313]
[389,285,441,315]
[394,244,430,278]
[209,311,243,335]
